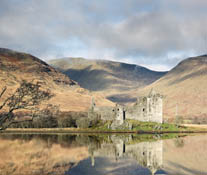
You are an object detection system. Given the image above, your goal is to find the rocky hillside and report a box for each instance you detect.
[0,48,113,112]
[135,55,207,120]
[49,58,167,103]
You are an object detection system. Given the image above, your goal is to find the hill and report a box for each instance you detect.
[0,48,113,112]
[134,55,207,120]
[49,58,166,103]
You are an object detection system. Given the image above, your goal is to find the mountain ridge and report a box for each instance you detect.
[0,48,113,112]
[49,57,167,102]
[134,55,207,120]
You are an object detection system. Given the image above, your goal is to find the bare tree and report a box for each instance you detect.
[0,81,53,130]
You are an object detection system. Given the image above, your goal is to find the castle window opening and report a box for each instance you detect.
[123,144,125,153]
[123,111,126,120]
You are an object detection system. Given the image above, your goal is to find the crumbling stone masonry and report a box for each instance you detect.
[88,89,163,124]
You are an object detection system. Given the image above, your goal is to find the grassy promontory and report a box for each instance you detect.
[3,120,207,134]
[89,120,207,133]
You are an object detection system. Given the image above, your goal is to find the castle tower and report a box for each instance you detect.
[115,104,125,125]
[147,89,163,123]
[88,97,97,119]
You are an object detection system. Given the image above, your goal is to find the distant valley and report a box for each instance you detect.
[49,58,167,103]
[49,55,207,120]
[1,48,207,121]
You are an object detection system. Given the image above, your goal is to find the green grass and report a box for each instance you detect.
[91,121,113,131]
[127,120,178,132]
[90,119,195,133]
[5,120,206,134]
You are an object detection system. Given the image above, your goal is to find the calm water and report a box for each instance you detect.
[0,133,207,175]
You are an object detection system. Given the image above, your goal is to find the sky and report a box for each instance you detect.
[0,0,207,71]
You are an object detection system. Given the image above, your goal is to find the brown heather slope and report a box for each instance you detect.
[133,55,207,119]
[49,57,166,103]
[0,48,113,112]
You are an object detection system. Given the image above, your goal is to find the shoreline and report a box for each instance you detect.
[1,128,207,134]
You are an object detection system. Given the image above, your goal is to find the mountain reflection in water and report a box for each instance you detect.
[0,133,207,175]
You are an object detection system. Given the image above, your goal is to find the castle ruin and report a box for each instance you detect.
[88,89,163,125]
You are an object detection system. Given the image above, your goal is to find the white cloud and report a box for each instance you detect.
[0,0,207,71]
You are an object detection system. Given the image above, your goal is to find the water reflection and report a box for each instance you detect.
[87,135,163,175]
[0,133,207,175]
[0,134,89,175]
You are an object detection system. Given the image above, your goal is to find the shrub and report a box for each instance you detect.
[57,117,76,128]
[32,116,58,128]
[175,115,184,124]
[76,118,91,128]
[90,117,101,128]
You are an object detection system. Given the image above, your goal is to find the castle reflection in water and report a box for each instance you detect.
[88,135,163,175]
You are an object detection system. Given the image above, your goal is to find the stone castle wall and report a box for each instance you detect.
[125,97,148,121]
[88,89,163,124]
[89,106,116,121]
